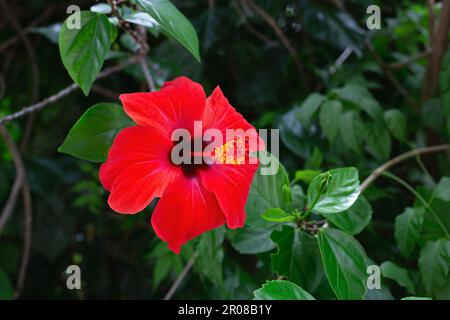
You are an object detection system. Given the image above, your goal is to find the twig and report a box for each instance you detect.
[137,26,156,91]
[382,171,450,239]
[242,0,311,90]
[387,50,433,69]
[139,56,156,91]
[15,182,32,298]
[366,41,419,111]
[0,57,138,125]
[164,251,199,300]
[0,0,41,150]
[0,125,33,298]
[92,85,119,100]
[0,126,26,234]
[360,144,449,192]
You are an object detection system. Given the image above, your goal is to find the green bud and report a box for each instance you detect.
[282,184,292,204]
[316,172,332,194]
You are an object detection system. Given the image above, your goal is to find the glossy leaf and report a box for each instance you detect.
[59,11,114,95]
[135,0,200,62]
[261,208,294,222]
[325,195,372,235]
[381,261,415,294]
[318,228,369,300]
[307,167,360,214]
[418,239,450,296]
[58,103,135,162]
[245,153,290,227]
[253,280,315,300]
[395,207,425,256]
[271,226,331,297]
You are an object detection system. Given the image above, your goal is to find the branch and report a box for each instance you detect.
[360,144,449,192]
[0,0,41,150]
[0,57,138,125]
[137,26,156,91]
[242,0,311,90]
[0,124,33,298]
[366,41,419,111]
[0,126,26,234]
[387,50,433,69]
[15,182,32,298]
[422,0,450,100]
[164,251,198,300]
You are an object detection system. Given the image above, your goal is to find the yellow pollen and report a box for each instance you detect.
[212,136,246,164]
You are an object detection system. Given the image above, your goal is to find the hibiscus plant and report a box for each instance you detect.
[0,0,449,301]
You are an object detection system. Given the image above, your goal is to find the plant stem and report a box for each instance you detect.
[382,171,450,239]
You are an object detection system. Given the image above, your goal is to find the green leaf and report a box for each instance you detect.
[30,23,61,44]
[0,269,13,300]
[135,0,201,62]
[416,187,450,240]
[381,261,415,294]
[293,170,321,185]
[297,93,325,127]
[291,184,305,212]
[395,207,425,256]
[229,153,290,255]
[228,227,276,255]
[360,98,383,122]
[58,103,134,162]
[319,100,342,144]
[245,152,290,227]
[271,226,331,297]
[149,242,183,291]
[280,108,311,158]
[325,195,372,235]
[59,11,114,95]
[384,109,407,141]
[339,111,364,153]
[90,3,112,14]
[261,208,295,222]
[123,11,159,29]
[196,228,224,285]
[332,84,375,109]
[364,122,391,160]
[434,177,450,202]
[307,167,360,214]
[318,228,369,300]
[419,239,450,296]
[253,280,315,300]
[401,296,432,300]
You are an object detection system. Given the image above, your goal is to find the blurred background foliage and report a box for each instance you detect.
[0,0,449,299]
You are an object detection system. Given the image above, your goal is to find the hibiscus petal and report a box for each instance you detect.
[199,163,258,229]
[203,86,264,153]
[151,176,226,254]
[120,77,206,135]
[99,126,180,214]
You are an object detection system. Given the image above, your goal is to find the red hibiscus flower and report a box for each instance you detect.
[99,77,263,253]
